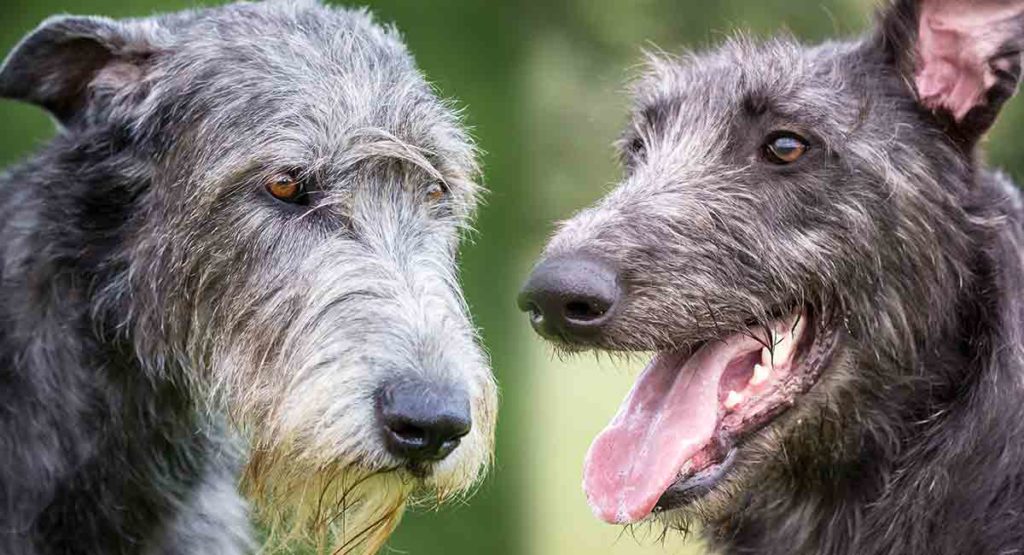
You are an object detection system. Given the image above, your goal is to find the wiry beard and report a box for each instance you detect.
[232,375,497,555]
[240,440,412,555]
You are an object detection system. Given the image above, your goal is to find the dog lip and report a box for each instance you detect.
[654,448,738,511]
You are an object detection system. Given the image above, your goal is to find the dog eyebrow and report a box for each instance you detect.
[339,127,447,184]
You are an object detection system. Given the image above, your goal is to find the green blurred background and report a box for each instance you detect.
[2,1,1022,554]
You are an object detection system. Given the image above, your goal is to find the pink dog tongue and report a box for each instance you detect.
[583,333,759,524]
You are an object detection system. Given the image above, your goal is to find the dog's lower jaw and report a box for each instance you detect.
[658,347,915,554]
[583,310,842,524]
[640,343,856,537]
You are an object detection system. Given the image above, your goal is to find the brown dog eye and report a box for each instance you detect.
[266,174,306,204]
[425,180,447,203]
[764,133,809,164]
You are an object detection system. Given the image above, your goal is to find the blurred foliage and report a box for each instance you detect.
[2,1,1022,554]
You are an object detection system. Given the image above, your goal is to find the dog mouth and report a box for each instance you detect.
[582,309,838,524]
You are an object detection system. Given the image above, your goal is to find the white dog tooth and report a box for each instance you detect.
[724,390,744,409]
[773,314,806,365]
[751,363,771,386]
[773,334,792,365]
[791,313,807,340]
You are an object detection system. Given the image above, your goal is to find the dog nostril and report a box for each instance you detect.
[383,414,469,463]
[564,299,607,322]
[388,422,427,445]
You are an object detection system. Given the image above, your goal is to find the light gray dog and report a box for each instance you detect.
[0,1,496,554]
[521,0,1024,553]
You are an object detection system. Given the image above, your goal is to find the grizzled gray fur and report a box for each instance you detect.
[0,1,496,554]
[522,0,1024,553]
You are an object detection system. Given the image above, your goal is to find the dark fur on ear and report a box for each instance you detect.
[875,0,1024,142]
[874,0,919,70]
[0,16,154,127]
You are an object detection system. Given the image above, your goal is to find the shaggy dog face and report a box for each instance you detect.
[521,0,1024,552]
[0,2,496,553]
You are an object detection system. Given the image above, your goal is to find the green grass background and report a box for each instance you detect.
[2,1,1022,554]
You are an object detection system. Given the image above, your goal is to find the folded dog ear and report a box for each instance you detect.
[881,0,1024,138]
[0,16,154,127]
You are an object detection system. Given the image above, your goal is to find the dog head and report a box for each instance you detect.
[0,1,497,552]
[520,0,1022,530]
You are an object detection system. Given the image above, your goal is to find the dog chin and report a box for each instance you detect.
[240,441,411,555]
[240,423,489,554]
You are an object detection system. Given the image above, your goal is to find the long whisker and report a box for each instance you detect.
[299,199,349,221]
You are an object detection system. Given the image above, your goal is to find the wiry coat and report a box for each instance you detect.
[0,2,495,554]
[536,1,1024,553]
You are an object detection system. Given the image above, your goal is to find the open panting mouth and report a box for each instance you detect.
[582,309,839,525]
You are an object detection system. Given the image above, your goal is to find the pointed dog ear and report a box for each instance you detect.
[0,16,155,127]
[879,0,1024,138]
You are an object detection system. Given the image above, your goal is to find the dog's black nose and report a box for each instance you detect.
[376,380,472,464]
[517,254,622,341]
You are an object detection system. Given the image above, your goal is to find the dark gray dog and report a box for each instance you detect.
[0,1,496,554]
[520,0,1024,553]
